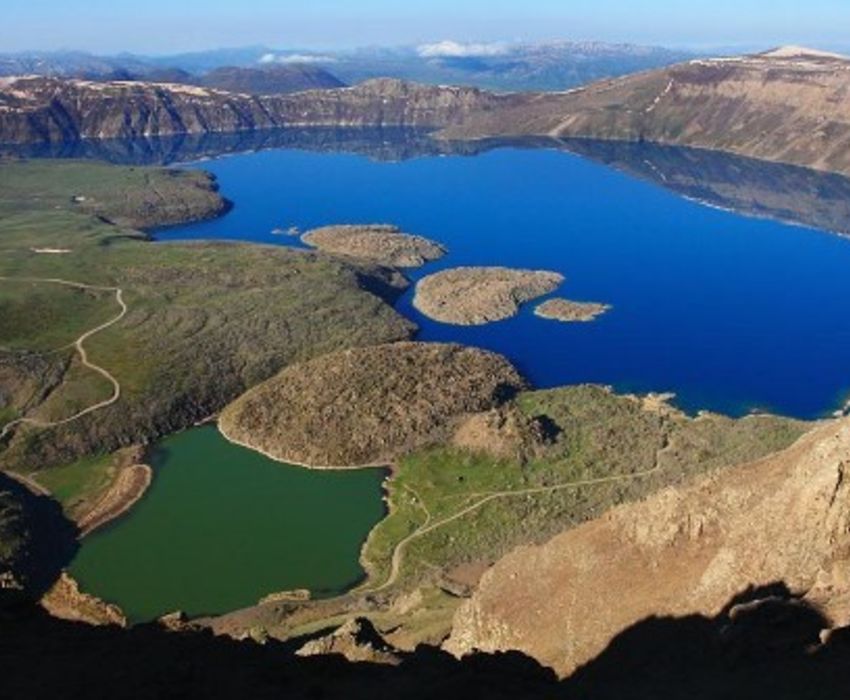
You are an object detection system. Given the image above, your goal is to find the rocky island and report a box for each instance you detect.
[413,266,564,325]
[534,298,611,322]
[218,342,526,467]
[301,224,446,267]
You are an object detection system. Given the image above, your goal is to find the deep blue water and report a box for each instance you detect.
[157,144,850,419]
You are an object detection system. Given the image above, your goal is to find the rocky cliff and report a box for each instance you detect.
[442,47,850,176]
[445,417,850,676]
[4,48,850,178]
[0,76,510,144]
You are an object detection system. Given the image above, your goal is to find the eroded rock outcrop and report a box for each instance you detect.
[445,418,850,675]
[296,617,401,665]
[40,572,126,627]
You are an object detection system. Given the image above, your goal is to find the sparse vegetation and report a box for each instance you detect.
[360,386,807,590]
[301,224,446,268]
[219,342,526,467]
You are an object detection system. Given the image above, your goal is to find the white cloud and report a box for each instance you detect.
[416,40,509,58]
[259,53,337,65]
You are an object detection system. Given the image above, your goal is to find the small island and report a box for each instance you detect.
[301,224,446,267]
[534,298,611,322]
[413,266,564,325]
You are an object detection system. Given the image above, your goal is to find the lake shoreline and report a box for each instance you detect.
[78,463,154,538]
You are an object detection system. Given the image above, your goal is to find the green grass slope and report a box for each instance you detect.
[0,159,415,472]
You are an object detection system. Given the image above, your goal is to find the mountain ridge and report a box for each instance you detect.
[2,48,850,176]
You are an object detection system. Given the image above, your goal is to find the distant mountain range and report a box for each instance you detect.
[0,41,696,92]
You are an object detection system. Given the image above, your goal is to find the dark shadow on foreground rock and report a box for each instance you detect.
[2,583,849,700]
[0,473,79,609]
[567,582,850,699]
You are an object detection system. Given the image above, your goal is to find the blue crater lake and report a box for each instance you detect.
[156,134,850,420]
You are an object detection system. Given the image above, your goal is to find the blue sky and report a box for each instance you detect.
[4,0,850,54]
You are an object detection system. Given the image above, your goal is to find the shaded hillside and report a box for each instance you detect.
[1,560,848,700]
[561,138,850,236]
[199,64,345,94]
[442,48,850,176]
[0,474,78,605]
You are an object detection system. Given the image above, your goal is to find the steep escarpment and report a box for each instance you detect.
[4,49,850,178]
[446,417,850,676]
[442,49,850,176]
[219,342,526,467]
[0,76,511,144]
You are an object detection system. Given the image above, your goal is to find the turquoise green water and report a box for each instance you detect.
[69,425,387,623]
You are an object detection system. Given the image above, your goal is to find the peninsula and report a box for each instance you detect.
[219,342,526,467]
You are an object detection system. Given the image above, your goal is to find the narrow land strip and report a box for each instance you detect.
[77,464,153,537]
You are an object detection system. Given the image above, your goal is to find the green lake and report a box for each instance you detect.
[69,425,387,623]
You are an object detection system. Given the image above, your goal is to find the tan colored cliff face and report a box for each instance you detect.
[441,51,850,177]
[445,418,850,676]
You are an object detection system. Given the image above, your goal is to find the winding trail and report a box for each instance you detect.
[0,276,126,440]
[360,463,662,594]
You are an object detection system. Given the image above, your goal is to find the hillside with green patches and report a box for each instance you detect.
[208,384,808,646]
[360,386,808,592]
[0,159,415,474]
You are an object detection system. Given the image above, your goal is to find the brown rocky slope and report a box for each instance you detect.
[442,48,850,177]
[218,342,526,467]
[445,416,850,676]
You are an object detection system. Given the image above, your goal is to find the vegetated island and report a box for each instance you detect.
[301,224,446,268]
[218,342,526,468]
[413,266,564,325]
[534,298,611,322]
